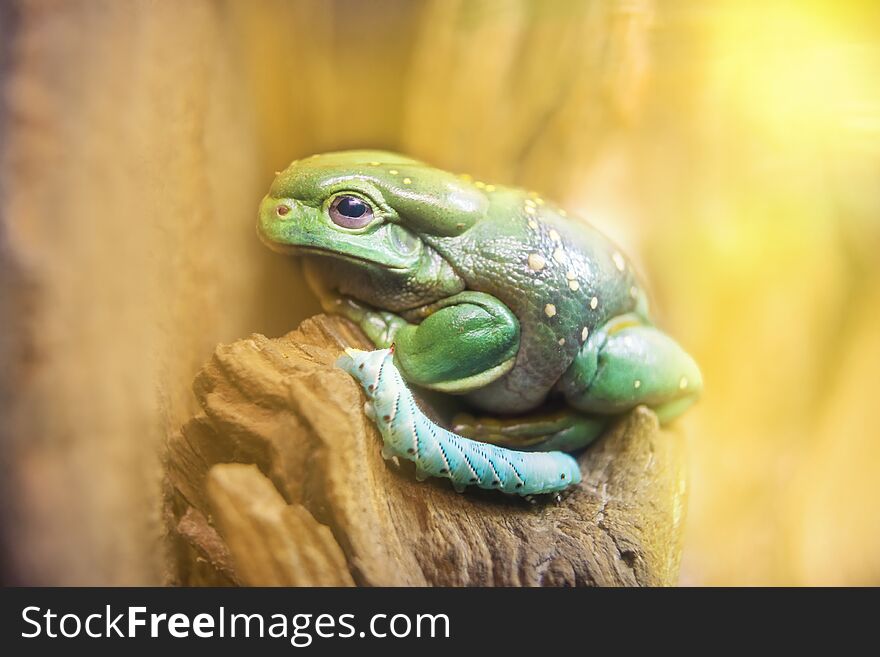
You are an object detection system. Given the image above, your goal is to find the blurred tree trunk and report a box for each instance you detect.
[0,0,654,585]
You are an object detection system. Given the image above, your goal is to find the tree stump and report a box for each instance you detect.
[164,314,688,586]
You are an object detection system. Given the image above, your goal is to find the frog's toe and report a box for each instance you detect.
[451,409,606,452]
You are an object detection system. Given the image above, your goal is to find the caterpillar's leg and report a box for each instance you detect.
[557,314,702,422]
[451,408,607,452]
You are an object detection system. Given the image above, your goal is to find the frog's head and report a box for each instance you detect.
[258,150,487,273]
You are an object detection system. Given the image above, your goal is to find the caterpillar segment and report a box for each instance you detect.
[337,347,581,496]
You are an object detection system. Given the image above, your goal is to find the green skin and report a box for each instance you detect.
[258,151,702,452]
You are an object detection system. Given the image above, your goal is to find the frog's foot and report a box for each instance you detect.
[302,265,407,348]
[320,296,407,348]
[558,314,703,423]
[451,408,607,453]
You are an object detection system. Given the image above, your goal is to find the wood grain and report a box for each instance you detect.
[165,314,687,586]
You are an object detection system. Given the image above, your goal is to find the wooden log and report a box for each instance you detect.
[164,314,688,586]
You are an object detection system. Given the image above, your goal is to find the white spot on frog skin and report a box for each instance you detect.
[389,169,399,175]
[634,380,642,389]
[680,377,688,390]
[581,326,589,342]
[544,303,557,318]
[568,280,579,291]
[528,220,539,229]
[369,161,381,166]
[553,248,566,264]
[525,199,537,208]
[524,206,536,215]
[612,251,626,271]
[403,177,412,185]
[590,296,599,310]
[558,208,568,217]
[630,286,639,299]
[558,337,565,346]
[535,198,545,206]
[566,270,577,280]
[549,229,561,242]
[528,253,546,271]
[274,170,282,175]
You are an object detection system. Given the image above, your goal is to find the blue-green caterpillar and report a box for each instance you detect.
[337,347,582,496]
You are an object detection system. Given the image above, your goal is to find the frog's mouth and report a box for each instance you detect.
[257,229,411,273]
[292,245,412,273]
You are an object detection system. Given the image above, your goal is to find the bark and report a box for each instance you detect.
[165,314,687,586]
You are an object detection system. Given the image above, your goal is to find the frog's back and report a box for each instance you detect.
[427,186,644,414]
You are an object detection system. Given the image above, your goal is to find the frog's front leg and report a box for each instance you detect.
[324,296,407,348]
[558,314,703,425]
[304,262,406,346]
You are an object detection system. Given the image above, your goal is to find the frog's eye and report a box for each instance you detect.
[328,195,374,229]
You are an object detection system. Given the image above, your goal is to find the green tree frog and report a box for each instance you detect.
[258,150,701,480]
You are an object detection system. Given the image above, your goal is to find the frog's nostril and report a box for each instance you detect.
[276,204,290,217]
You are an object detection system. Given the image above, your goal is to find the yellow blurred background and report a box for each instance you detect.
[1,0,878,585]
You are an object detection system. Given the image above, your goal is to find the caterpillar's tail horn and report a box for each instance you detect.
[335,347,365,374]
[336,346,391,378]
